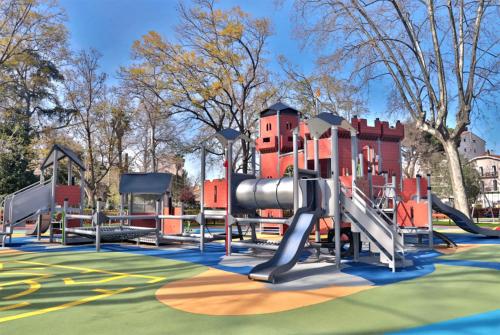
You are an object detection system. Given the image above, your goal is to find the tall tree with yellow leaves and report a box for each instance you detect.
[122,0,276,173]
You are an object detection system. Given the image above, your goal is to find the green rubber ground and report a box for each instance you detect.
[0,246,499,335]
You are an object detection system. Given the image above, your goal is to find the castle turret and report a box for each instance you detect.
[256,102,300,178]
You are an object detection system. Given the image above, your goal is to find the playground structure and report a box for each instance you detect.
[1,102,499,284]
[1,145,86,245]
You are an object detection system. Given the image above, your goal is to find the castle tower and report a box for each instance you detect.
[256,102,301,179]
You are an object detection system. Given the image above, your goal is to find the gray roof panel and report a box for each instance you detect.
[119,173,173,195]
[41,144,86,170]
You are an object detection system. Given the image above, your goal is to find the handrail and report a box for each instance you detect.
[8,179,52,197]
[341,184,395,240]
[342,182,401,270]
[352,184,395,228]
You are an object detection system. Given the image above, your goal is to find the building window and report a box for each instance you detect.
[494,166,497,174]
[463,138,466,142]
[464,148,467,152]
[494,180,498,191]
[480,167,484,176]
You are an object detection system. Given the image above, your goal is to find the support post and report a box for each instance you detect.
[350,130,360,261]
[398,140,403,191]
[128,194,133,226]
[36,214,42,241]
[277,110,281,175]
[251,144,256,176]
[377,137,382,173]
[313,136,320,242]
[62,199,68,245]
[367,167,373,200]
[392,175,398,227]
[303,136,308,169]
[293,128,299,213]
[160,196,165,235]
[331,126,341,268]
[416,174,421,203]
[313,136,319,173]
[49,151,58,243]
[67,161,72,185]
[155,199,160,246]
[350,131,358,189]
[79,168,85,227]
[95,200,102,252]
[226,141,233,256]
[200,146,206,252]
[427,174,434,249]
[358,153,364,177]
[119,194,125,226]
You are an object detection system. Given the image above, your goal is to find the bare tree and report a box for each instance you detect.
[279,56,367,118]
[295,0,499,215]
[63,49,117,206]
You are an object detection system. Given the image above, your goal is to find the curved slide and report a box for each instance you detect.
[431,193,500,237]
[248,208,319,283]
[25,214,50,236]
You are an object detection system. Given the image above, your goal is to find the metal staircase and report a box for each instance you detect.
[340,184,405,271]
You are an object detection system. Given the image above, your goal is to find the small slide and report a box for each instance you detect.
[432,230,457,247]
[431,193,500,237]
[25,214,51,236]
[248,208,319,283]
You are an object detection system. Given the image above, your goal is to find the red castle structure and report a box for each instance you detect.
[203,102,406,234]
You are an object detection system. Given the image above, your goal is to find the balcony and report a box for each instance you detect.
[256,136,278,153]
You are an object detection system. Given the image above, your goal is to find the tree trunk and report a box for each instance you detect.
[241,139,249,174]
[443,140,470,217]
[117,135,124,174]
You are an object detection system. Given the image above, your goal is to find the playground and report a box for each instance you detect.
[1,104,500,334]
[0,232,499,334]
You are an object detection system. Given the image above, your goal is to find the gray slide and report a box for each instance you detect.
[25,214,51,236]
[2,180,52,231]
[248,208,319,283]
[431,193,500,237]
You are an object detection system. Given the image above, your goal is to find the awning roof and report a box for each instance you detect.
[307,112,357,139]
[260,102,299,117]
[211,128,251,145]
[119,173,173,195]
[40,144,86,170]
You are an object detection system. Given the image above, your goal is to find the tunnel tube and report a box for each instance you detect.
[235,177,295,210]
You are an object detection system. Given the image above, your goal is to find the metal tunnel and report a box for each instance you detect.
[235,177,295,210]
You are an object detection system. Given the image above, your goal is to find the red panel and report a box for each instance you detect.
[397,200,430,227]
[203,179,227,208]
[260,153,279,178]
[163,207,182,234]
[55,185,81,207]
[401,178,428,202]
[126,212,157,228]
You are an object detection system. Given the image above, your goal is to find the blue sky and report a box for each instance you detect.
[59,0,499,155]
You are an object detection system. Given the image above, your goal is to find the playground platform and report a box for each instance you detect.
[0,228,499,335]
